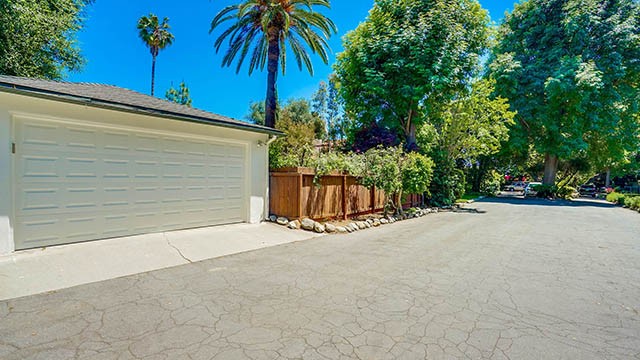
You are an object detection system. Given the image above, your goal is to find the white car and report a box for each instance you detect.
[505,182,527,192]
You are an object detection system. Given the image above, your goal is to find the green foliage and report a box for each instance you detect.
[0,0,92,79]
[480,170,503,196]
[266,99,325,169]
[532,184,556,199]
[360,147,403,198]
[245,100,266,126]
[489,0,640,182]
[532,184,577,199]
[210,0,337,76]
[556,186,577,200]
[165,81,192,106]
[607,192,627,205]
[434,78,516,163]
[402,152,435,196]
[335,0,492,146]
[137,14,174,57]
[312,151,365,184]
[428,150,465,206]
[624,196,640,211]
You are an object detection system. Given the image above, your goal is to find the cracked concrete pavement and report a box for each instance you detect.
[1,197,639,359]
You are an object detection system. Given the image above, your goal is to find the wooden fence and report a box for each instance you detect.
[269,167,423,220]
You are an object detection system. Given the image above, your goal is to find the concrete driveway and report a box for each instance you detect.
[1,198,639,359]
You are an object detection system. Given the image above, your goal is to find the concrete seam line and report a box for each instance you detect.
[163,233,193,264]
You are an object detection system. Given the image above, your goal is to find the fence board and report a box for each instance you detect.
[270,167,423,220]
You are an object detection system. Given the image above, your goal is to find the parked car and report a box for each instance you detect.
[579,183,597,197]
[524,182,542,197]
[505,182,527,192]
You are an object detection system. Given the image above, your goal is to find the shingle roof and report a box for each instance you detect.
[0,75,281,136]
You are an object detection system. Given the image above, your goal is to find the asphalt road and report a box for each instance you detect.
[1,197,639,359]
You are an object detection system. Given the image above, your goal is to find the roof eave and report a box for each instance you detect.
[0,83,284,137]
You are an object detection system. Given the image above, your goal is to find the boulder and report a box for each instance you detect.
[301,218,315,231]
[269,215,277,222]
[314,222,326,233]
[336,226,347,233]
[276,217,289,225]
[325,223,337,233]
[288,221,299,229]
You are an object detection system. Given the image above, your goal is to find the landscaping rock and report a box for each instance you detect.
[366,219,373,226]
[276,217,289,225]
[350,223,359,231]
[301,218,315,231]
[364,221,371,228]
[314,222,325,233]
[357,221,367,229]
[380,218,389,224]
[288,221,299,230]
[269,215,277,222]
[345,225,353,233]
[373,219,381,226]
[336,226,347,233]
[325,223,337,233]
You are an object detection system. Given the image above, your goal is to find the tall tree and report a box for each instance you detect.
[311,81,328,120]
[210,0,337,128]
[326,74,343,139]
[489,0,640,185]
[137,14,174,97]
[0,0,92,79]
[165,81,192,106]
[335,0,492,149]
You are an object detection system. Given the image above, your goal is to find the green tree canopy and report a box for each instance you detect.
[0,0,92,79]
[165,81,192,107]
[210,0,337,128]
[335,0,492,148]
[428,78,516,163]
[489,0,640,185]
[137,14,174,97]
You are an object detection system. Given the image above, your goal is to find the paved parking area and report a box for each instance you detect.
[1,198,639,359]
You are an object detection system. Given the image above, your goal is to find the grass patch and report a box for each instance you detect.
[456,192,483,203]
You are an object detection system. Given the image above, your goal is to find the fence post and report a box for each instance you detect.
[297,173,303,220]
[342,175,347,220]
[370,185,376,213]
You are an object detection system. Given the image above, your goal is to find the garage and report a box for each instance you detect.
[0,75,280,253]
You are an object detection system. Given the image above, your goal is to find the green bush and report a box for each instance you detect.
[428,150,465,206]
[480,170,503,196]
[624,196,640,210]
[606,192,626,205]
[532,184,555,198]
[556,186,577,200]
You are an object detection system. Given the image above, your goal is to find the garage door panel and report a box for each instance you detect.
[14,117,248,250]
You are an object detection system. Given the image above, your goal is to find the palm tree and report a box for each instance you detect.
[137,14,174,96]
[210,0,336,128]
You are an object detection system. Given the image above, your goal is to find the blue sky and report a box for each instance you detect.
[68,0,514,121]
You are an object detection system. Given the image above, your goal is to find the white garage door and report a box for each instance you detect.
[13,115,247,250]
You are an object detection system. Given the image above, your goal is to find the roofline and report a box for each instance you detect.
[0,82,284,137]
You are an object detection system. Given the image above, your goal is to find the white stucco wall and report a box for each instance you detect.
[0,92,271,254]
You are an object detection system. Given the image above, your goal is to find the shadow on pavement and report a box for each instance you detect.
[479,196,618,208]
[452,207,487,214]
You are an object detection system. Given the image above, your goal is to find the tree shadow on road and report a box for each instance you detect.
[479,196,619,208]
